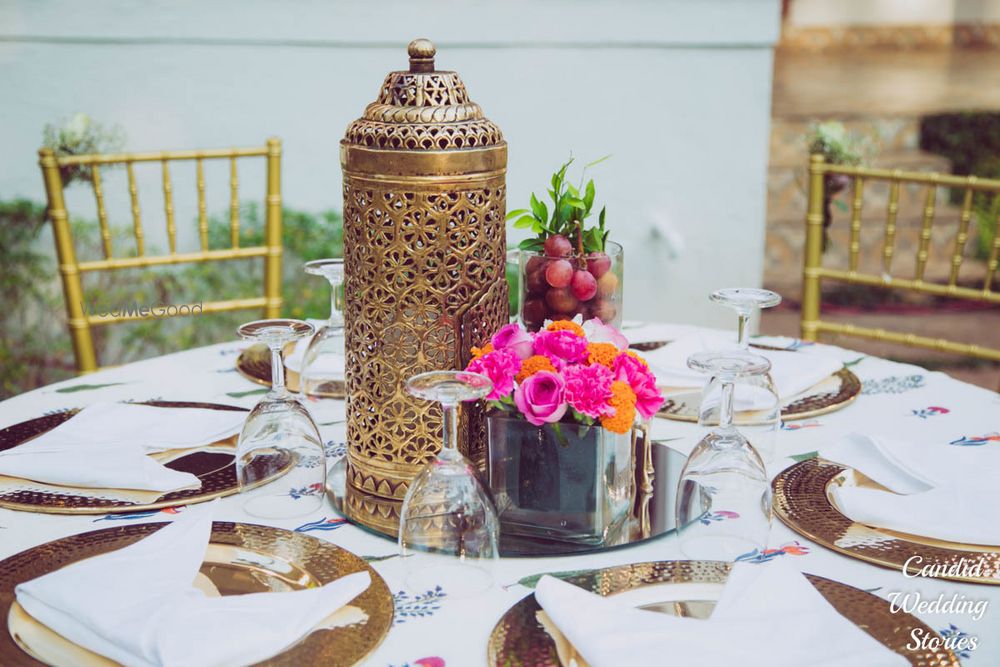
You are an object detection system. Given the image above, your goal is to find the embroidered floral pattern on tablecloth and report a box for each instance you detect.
[393,586,447,625]
[862,375,925,395]
[736,541,810,563]
[949,432,1000,447]
[912,406,949,419]
[781,420,821,431]
[699,510,740,525]
[324,440,347,459]
[389,658,445,667]
[294,517,349,533]
[939,624,974,659]
[93,506,183,522]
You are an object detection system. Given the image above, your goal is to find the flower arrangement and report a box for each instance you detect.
[465,318,664,435]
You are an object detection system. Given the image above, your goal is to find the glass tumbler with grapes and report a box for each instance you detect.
[519,234,623,331]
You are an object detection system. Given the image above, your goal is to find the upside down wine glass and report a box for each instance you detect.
[703,287,783,462]
[399,371,499,598]
[711,287,782,350]
[300,259,346,402]
[236,319,326,519]
[676,351,772,561]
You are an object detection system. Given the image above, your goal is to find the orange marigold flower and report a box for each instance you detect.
[587,342,619,369]
[516,354,556,383]
[470,342,494,360]
[625,350,649,367]
[601,380,637,434]
[546,320,585,337]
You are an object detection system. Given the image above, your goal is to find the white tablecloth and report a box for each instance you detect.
[0,324,997,666]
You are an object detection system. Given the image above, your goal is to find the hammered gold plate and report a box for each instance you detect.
[487,560,959,667]
[774,458,1000,585]
[0,522,393,666]
[236,343,345,399]
[656,367,860,423]
[0,401,293,515]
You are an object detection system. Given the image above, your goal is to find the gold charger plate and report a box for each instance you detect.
[0,522,393,666]
[487,560,959,667]
[0,401,293,515]
[236,343,345,399]
[774,458,1000,585]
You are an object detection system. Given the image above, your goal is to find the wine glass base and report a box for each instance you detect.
[404,560,493,598]
[242,493,323,519]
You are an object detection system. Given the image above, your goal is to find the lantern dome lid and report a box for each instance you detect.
[343,38,504,151]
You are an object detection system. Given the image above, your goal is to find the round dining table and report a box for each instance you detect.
[1,323,997,666]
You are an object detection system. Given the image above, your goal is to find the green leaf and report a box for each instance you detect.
[584,179,595,212]
[529,194,548,226]
[226,387,269,398]
[54,382,128,393]
[566,183,580,199]
[505,208,530,221]
[519,237,545,251]
[843,356,866,368]
[547,188,558,205]
[789,451,819,463]
[513,215,537,230]
[598,206,607,230]
[584,154,612,169]
[566,196,586,210]
[513,568,596,590]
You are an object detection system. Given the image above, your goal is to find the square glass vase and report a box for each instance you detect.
[486,412,635,545]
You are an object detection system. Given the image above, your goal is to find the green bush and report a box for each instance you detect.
[920,112,1000,260]
[0,199,344,398]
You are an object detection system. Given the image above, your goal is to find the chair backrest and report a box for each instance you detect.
[801,154,1000,365]
[38,138,284,373]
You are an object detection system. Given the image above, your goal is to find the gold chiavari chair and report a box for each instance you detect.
[801,154,1000,383]
[38,138,284,374]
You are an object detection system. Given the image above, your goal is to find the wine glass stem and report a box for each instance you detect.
[441,402,458,453]
[328,279,344,329]
[737,312,751,349]
[719,380,735,429]
[269,343,288,397]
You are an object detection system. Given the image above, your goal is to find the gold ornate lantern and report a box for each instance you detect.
[340,38,508,533]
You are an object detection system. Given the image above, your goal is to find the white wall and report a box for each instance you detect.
[0,0,780,328]
[788,0,1000,26]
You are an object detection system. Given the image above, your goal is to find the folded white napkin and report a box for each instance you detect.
[535,559,906,667]
[15,502,371,667]
[0,403,245,492]
[820,433,1000,545]
[644,332,842,399]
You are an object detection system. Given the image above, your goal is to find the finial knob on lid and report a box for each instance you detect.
[408,38,436,73]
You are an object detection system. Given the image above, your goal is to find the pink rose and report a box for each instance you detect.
[533,330,588,364]
[466,348,521,400]
[614,353,665,420]
[582,318,628,350]
[491,323,534,360]
[513,370,568,426]
[563,363,615,418]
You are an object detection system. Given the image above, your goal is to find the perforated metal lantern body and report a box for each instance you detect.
[341,39,508,515]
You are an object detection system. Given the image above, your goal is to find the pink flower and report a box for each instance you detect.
[582,318,628,350]
[491,323,534,360]
[466,348,521,400]
[513,370,568,426]
[563,363,615,418]
[614,353,665,420]
[533,330,588,364]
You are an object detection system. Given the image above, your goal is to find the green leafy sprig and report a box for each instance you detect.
[506,156,611,254]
